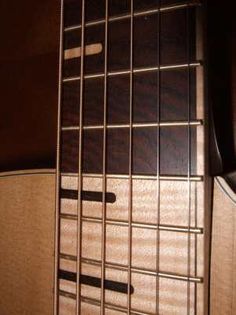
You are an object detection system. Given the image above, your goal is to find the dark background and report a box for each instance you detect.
[0,0,235,173]
[0,0,60,171]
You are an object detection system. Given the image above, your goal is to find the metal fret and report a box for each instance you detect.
[59,215,203,234]
[59,291,156,315]
[61,120,203,131]
[62,62,202,83]
[58,257,203,283]
[61,173,204,181]
[57,3,207,314]
[64,1,202,32]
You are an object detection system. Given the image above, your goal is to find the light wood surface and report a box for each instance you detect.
[210,177,236,315]
[0,170,56,315]
[64,43,103,60]
[0,172,235,314]
[59,175,205,315]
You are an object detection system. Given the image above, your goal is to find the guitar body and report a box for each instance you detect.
[0,172,236,315]
[0,1,236,315]
[210,177,236,315]
[0,171,56,315]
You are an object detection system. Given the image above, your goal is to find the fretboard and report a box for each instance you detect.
[54,1,209,315]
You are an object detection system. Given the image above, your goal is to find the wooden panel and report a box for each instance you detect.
[133,14,159,68]
[84,78,104,125]
[58,260,204,315]
[160,68,196,121]
[61,130,79,173]
[160,126,196,176]
[210,177,236,315]
[0,171,55,315]
[64,0,82,28]
[108,19,130,71]
[61,69,197,126]
[64,0,195,29]
[58,171,205,314]
[160,8,196,65]
[58,4,207,315]
[60,176,204,227]
[63,8,196,78]
[60,127,197,175]
[62,81,80,126]
[109,0,130,16]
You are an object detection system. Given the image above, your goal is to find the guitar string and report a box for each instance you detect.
[156,0,161,313]
[101,0,109,314]
[194,6,203,314]
[54,0,64,314]
[76,0,85,313]
[187,3,192,315]
[59,2,201,313]
[128,0,134,313]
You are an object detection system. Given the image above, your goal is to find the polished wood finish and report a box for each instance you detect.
[61,69,197,127]
[210,177,236,315]
[59,175,205,314]
[64,43,103,60]
[63,8,196,78]
[0,171,56,315]
[56,3,207,314]
[60,127,197,175]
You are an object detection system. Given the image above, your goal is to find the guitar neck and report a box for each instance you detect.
[54,1,210,314]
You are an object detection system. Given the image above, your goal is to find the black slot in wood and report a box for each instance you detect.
[60,189,116,203]
[59,270,134,294]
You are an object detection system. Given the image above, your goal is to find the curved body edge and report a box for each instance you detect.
[210,176,236,315]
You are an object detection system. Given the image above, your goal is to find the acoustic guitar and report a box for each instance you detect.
[0,1,235,315]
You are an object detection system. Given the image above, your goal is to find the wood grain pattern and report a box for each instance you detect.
[210,177,236,315]
[62,68,197,127]
[64,0,195,28]
[60,175,204,226]
[60,127,197,175]
[63,8,197,78]
[160,8,196,65]
[0,171,55,315]
[64,43,103,60]
[57,4,207,315]
[59,174,205,314]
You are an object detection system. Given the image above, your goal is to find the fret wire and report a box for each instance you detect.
[58,257,203,283]
[62,62,202,82]
[82,296,155,315]
[128,0,134,312]
[100,0,109,314]
[83,295,155,315]
[59,216,204,234]
[64,1,202,32]
[156,0,161,312]
[60,173,204,181]
[75,0,85,314]
[54,0,64,314]
[187,5,191,315]
[61,120,203,131]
